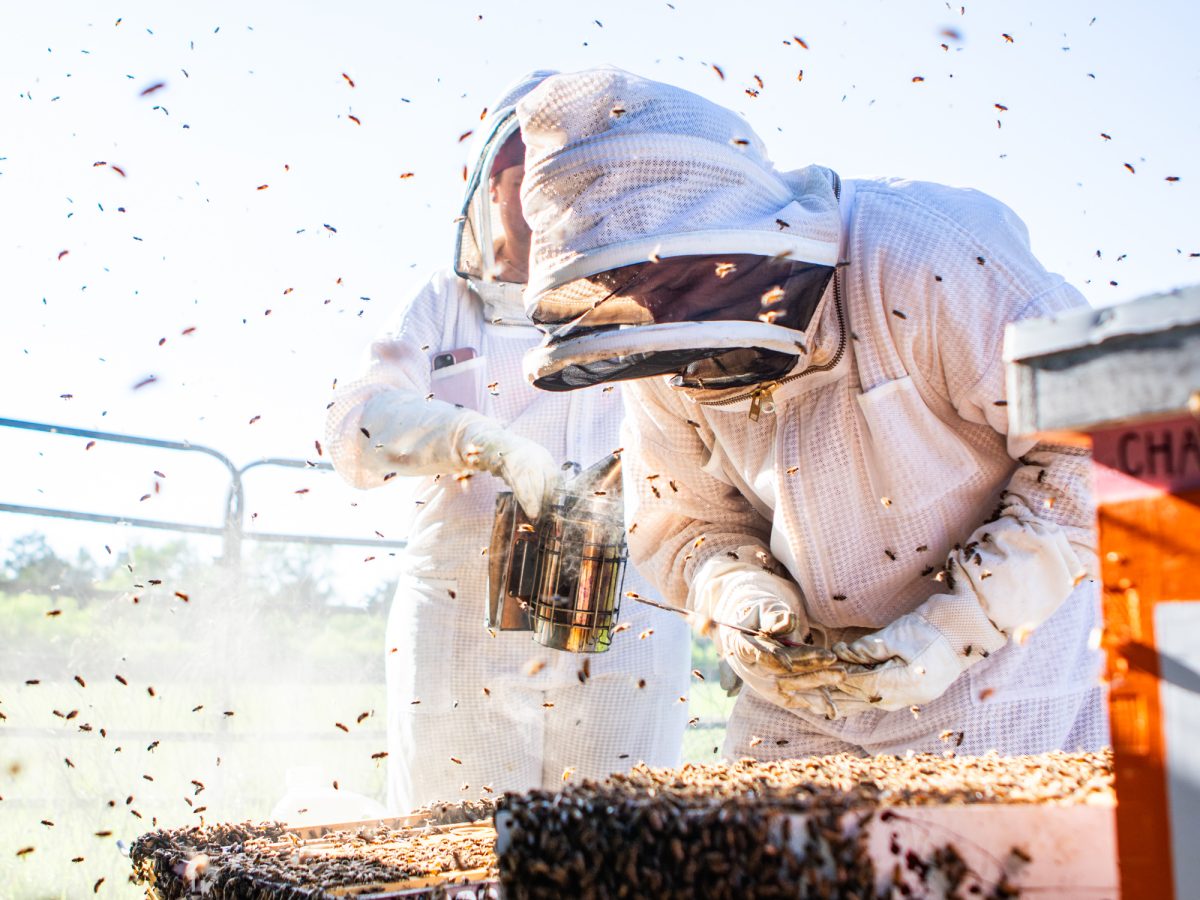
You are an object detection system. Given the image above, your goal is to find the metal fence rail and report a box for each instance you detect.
[0,417,406,560]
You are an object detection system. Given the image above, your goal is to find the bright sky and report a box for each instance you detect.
[2,0,1197,563]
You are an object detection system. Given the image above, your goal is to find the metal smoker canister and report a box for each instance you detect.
[531,454,627,652]
[487,454,628,652]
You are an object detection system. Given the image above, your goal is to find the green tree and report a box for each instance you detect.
[1,532,98,598]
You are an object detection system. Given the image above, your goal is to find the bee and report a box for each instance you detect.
[921,565,935,577]
[335,722,349,733]
[711,64,725,80]
[1002,33,1014,43]
[749,736,763,747]
[775,219,790,230]
[457,130,474,143]
[891,309,907,320]
[638,629,654,640]
[995,103,1008,112]
[371,752,388,759]
[342,73,355,87]
[714,262,737,278]
[761,286,786,306]
[610,106,626,118]
[884,549,897,561]
[977,256,987,265]
[832,594,847,602]
[912,76,925,83]
[880,496,892,508]
[347,115,361,126]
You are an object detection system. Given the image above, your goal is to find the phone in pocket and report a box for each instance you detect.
[430,347,482,409]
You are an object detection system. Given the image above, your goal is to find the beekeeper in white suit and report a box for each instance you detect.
[514,67,1105,758]
[325,71,690,812]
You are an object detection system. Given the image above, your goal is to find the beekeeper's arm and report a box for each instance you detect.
[833,188,1098,711]
[621,381,845,711]
[325,273,559,518]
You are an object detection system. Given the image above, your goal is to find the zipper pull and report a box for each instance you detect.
[748,383,776,421]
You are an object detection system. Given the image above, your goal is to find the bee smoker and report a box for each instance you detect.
[487,454,627,652]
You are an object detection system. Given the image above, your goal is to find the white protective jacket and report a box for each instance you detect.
[326,271,690,812]
[620,177,1105,757]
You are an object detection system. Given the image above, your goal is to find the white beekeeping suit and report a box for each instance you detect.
[325,72,690,813]
[515,67,1105,758]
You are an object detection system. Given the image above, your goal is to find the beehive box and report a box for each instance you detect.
[496,751,1115,899]
[129,818,499,899]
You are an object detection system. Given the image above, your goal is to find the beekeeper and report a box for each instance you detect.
[325,71,690,812]
[514,67,1105,758]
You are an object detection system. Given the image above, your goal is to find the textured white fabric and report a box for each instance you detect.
[326,272,691,812]
[539,88,1105,754]
[516,67,840,325]
[617,175,1105,752]
[724,685,1108,760]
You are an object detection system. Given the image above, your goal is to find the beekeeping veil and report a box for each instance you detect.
[517,67,843,391]
[454,70,557,324]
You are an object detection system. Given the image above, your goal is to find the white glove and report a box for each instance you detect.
[690,548,846,716]
[458,417,561,518]
[358,392,561,517]
[832,609,1000,712]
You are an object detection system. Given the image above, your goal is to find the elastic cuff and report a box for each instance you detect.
[915,594,1007,660]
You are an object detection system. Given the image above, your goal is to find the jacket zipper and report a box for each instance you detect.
[701,174,847,421]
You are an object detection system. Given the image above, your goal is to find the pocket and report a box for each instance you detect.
[855,376,977,513]
[430,356,485,411]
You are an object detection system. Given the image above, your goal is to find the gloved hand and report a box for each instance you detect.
[831,609,1001,711]
[690,548,846,716]
[357,392,562,518]
[459,418,561,518]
